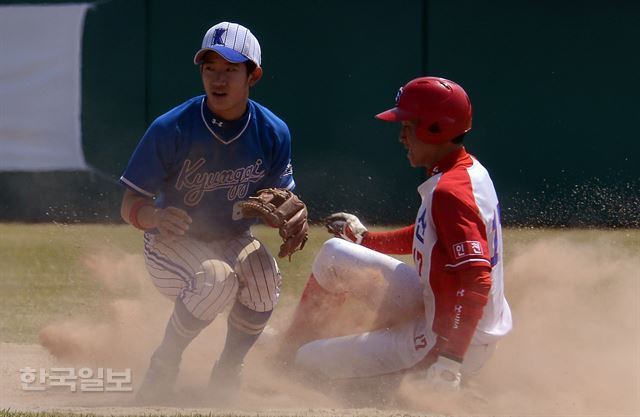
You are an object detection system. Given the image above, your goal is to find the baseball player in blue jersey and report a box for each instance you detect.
[119,21,302,403]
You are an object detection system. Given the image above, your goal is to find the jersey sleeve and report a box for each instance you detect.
[119,119,178,197]
[362,224,415,255]
[261,124,295,190]
[431,185,491,270]
[439,266,491,362]
[431,181,494,361]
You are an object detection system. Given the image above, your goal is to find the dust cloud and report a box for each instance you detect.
[39,251,167,369]
[33,234,640,415]
[399,233,640,416]
[36,249,338,409]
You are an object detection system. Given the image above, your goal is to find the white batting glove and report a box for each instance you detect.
[324,212,368,245]
[424,356,462,392]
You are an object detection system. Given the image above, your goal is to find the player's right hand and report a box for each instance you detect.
[153,206,192,240]
[424,356,462,391]
[324,212,368,245]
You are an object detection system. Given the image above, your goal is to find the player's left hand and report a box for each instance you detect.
[233,188,309,259]
[324,212,368,244]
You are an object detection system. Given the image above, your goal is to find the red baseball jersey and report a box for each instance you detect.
[413,148,512,354]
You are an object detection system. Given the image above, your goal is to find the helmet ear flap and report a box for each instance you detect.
[415,120,442,143]
[428,122,441,134]
[414,120,433,143]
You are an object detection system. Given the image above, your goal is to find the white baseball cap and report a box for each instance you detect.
[193,22,261,66]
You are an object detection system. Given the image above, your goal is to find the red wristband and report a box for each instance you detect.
[129,199,152,230]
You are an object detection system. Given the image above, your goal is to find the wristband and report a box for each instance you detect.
[129,199,152,230]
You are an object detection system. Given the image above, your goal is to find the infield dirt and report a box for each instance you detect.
[1,232,638,416]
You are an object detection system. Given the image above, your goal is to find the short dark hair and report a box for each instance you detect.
[245,61,258,76]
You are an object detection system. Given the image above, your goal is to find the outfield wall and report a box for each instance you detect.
[1,0,638,226]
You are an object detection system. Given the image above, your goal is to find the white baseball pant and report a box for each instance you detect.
[295,238,495,379]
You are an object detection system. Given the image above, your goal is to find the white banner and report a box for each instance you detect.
[0,4,89,171]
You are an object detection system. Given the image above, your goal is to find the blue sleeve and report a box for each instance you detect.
[119,119,177,197]
[263,124,296,190]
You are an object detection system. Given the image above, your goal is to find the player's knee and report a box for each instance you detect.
[199,259,235,286]
[311,238,354,293]
[183,259,238,321]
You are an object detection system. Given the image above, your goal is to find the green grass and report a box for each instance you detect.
[1,223,639,344]
[0,224,129,342]
[0,222,334,343]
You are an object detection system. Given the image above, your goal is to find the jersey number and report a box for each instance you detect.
[413,249,424,276]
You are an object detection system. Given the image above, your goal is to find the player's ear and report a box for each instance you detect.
[248,67,263,87]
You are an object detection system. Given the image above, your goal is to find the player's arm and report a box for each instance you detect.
[437,265,491,362]
[325,212,414,254]
[420,185,494,387]
[361,225,414,254]
[418,265,491,390]
[262,121,295,190]
[120,188,192,239]
[119,116,192,238]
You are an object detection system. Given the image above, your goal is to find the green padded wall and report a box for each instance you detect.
[426,0,640,226]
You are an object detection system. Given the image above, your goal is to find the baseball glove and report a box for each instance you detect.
[233,188,309,260]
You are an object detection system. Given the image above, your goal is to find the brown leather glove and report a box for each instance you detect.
[233,188,309,260]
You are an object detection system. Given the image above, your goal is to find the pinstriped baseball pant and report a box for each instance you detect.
[143,232,281,321]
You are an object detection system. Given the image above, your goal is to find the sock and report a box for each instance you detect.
[216,301,272,369]
[153,298,212,364]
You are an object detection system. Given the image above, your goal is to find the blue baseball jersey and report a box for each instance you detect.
[120,96,295,240]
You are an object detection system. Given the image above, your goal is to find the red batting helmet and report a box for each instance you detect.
[375,77,472,144]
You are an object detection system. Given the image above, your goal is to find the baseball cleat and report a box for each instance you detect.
[208,360,243,402]
[135,354,179,405]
